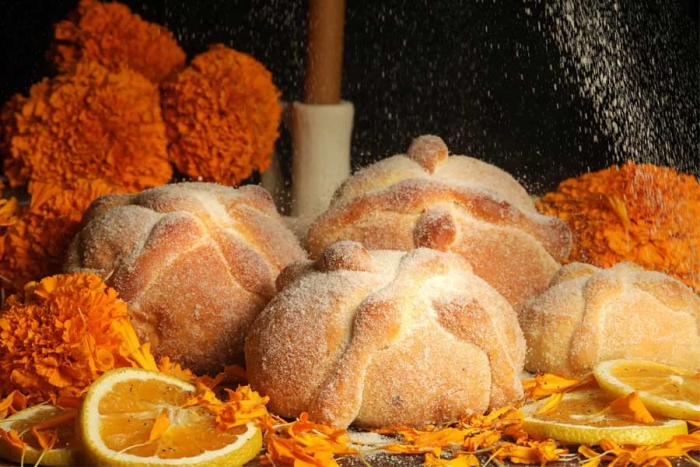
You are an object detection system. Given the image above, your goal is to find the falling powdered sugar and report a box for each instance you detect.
[535,0,698,173]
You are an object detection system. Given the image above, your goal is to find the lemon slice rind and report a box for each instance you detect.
[0,404,81,466]
[593,359,700,422]
[79,367,262,467]
[522,415,688,446]
[521,389,688,446]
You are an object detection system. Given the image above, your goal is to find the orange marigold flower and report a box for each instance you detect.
[0,93,24,172]
[0,179,124,296]
[0,272,149,405]
[537,161,700,293]
[50,0,185,84]
[161,44,282,186]
[1,61,172,191]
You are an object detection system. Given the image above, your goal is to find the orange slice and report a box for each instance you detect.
[0,404,82,466]
[520,387,687,446]
[78,367,262,467]
[593,359,700,421]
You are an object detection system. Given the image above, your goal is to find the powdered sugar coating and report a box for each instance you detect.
[245,240,526,429]
[307,135,572,310]
[521,261,700,377]
[65,182,306,375]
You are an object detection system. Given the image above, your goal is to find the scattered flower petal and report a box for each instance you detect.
[608,391,655,424]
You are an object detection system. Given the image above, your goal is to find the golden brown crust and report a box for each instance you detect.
[413,205,459,251]
[245,240,526,429]
[406,134,448,173]
[434,295,525,409]
[306,135,572,310]
[65,182,306,374]
[521,261,700,377]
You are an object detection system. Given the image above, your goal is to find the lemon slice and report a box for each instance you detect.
[593,359,700,421]
[521,387,688,446]
[79,367,262,467]
[0,404,82,466]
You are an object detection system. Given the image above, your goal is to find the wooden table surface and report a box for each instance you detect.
[1,449,698,466]
[249,452,700,467]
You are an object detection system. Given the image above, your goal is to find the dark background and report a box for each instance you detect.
[0,0,698,194]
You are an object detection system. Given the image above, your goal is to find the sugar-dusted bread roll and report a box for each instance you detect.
[65,182,306,374]
[245,240,526,429]
[521,261,700,377]
[306,135,572,310]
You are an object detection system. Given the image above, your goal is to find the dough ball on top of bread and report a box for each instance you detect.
[65,182,306,375]
[244,240,526,429]
[306,135,572,310]
[521,261,700,377]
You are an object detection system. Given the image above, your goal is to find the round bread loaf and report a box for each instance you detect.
[306,135,572,310]
[64,182,306,375]
[521,261,700,377]
[244,240,526,429]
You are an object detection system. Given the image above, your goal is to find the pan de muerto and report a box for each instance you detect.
[521,261,700,377]
[306,135,572,310]
[65,182,306,374]
[244,240,526,429]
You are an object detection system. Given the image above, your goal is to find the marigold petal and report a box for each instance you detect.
[425,453,480,466]
[608,391,655,424]
[525,373,589,399]
[31,426,58,452]
[148,408,171,443]
[536,393,564,415]
[0,428,25,451]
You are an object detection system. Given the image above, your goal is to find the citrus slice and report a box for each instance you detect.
[593,359,700,421]
[520,387,688,446]
[0,404,82,466]
[78,367,262,467]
